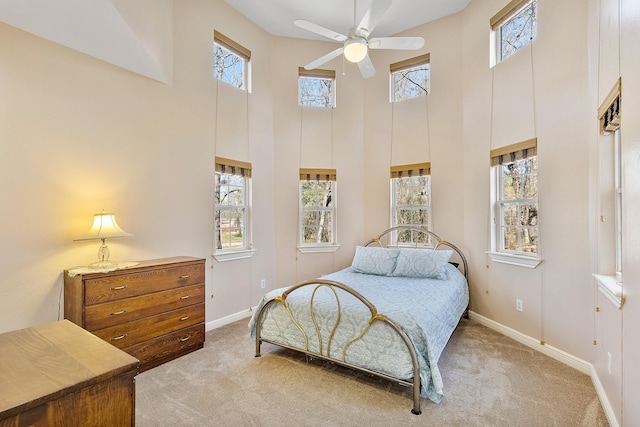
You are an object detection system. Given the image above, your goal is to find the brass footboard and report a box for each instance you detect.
[254,279,424,415]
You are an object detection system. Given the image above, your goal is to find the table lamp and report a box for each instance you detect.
[75,212,133,269]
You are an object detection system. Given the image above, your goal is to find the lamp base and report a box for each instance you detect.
[88,260,119,270]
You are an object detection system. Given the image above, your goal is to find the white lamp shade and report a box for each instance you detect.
[344,37,368,63]
[75,213,133,241]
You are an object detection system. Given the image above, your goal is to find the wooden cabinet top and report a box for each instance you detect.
[64,256,206,279]
[0,320,139,418]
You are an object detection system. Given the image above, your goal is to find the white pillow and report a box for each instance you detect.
[351,246,400,276]
[391,248,453,279]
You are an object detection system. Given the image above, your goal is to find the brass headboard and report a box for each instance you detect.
[362,226,468,279]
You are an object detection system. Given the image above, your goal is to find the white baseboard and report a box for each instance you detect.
[589,364,620,427]
[468,311,590,373]
[205,308,253,332]
[468,311,618,427]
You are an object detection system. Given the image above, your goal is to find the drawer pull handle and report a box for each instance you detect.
[110,285,127,290]
[179,315,190,321]
[179,295,191,300]
[110,334,128,341]
[178,274,191,279]
[110,310,127,316]
[179,335,192,342]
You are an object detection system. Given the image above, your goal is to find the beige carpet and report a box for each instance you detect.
[135,318,609,426]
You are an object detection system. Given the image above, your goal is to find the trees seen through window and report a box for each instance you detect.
[299,174,336,245]
[391,174,431,245]
[299,68,335,108]
[213,31,249,90]
[391,62,429,102]
[215,172,248,250]
[494,0,537,63]
[497,157,538,254]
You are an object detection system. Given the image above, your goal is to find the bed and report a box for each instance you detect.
[249,226,469,415]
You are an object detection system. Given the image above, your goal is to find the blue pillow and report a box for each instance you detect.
[351,246,400,276]
[391,248,453,279]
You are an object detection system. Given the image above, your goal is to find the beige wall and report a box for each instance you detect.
[271,36,366,286]
[362,12,465,244]
[1,0,639,424]
[458,0,640,425]
[0,0,276,331]
[603,0,640,425]
[461,0,593,359]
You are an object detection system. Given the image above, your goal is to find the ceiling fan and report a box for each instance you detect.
[294,0,425,78]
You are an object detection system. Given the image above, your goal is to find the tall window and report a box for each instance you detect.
[491,0,537,64]
[390,54,430,102]
[215,157,251,255]
[390,163,431,245]
[299,68,335,108]
[611,130,622,281]
[595,78,623,307]
[214,31,250,90]
[491,139,538,256]
[299,169,337,248]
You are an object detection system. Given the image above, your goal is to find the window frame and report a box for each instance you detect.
[390,53,430,103]
[613,130,622,280]
[213,31,251,91]
[594,78,623,308]
[390,163,432,246]
[298,169,339,254]
[487,139,541,268]
[495,157,538,254]
[490,0,537,65]
[298,68,336,108]
[214,157,255,262]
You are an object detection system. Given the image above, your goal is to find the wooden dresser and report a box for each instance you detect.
[0,320,138,426]
[64,256,206,372]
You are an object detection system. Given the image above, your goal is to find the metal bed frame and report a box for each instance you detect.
[253,226,469,415]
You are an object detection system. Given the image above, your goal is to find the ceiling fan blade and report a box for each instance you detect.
[368,37,425,50]
[357,0,392,37]
[303,47,345,70]
[294,19,348,42]
[357,54,376,78]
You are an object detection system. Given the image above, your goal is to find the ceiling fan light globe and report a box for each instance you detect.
[344,38,368,63]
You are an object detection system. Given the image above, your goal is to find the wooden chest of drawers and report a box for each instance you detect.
[64,256,206,372]
[0,320,138,426]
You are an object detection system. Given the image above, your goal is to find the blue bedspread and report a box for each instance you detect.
[248,263,469,403]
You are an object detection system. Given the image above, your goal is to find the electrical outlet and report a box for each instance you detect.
[516,299,523,312]
[260,279,266,289]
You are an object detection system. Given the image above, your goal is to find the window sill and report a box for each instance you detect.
[213,248,256,262]
[297,244,341,254]
[486,251,542,269]
[593,274,624,309]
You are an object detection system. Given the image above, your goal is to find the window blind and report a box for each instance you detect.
[215,157,252,178]
[490,0,532,30]
[298,68,336,79]
[490,138,537,167]
[598,78,621,135]
[214,30,251,60]
[390,53,430,73]
[299,168,337,181]
[390,162,431,178]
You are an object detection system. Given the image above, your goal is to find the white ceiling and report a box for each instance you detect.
[0,0,171,83]
[0,0,471,83]
[224,0,471,40]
